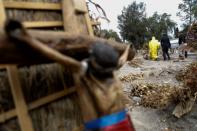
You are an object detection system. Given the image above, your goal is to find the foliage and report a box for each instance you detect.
[117,1,176,48]
[177,0,197,24]
[100,29,122,42]
[145,12,176,40]
[117,2,146,48]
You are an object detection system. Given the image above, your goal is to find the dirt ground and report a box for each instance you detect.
[117,51,197,131]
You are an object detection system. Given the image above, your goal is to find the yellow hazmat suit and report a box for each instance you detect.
[149,37,160,60]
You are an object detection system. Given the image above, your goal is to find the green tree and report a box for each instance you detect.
[177,0,197,24]
[193,5,197,18]
[100,29,122,42]
[117,2,176,48]
[145,12,176,40]
[117,1,146,48]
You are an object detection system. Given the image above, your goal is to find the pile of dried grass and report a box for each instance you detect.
[128,58,143,68]
[30,94,82,131]
[4,0,89,32]
[130,83,181,108]
[0,64,82,131]
[176,61,197,95]
[128,62,197,117]
[5,0,62,22]
[19,64,68,102]
[172,62,197,117]
[5,0,63,31]
[6,10,62,22]
[119,73,144,82]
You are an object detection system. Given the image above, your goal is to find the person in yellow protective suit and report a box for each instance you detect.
[149,36,160,60]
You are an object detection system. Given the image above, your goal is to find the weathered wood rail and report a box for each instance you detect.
[0,29,135,65]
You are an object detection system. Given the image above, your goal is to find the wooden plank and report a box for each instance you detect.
[13,30,81,70]
[0,0,6,27]
[0,65,13,70]
[29,87,76,110]
[0,109,15,123]
[80,0,94,36]
[62,0,80,33]
[3,1,61,10]
[73,0,87,13]
[85,13,94,36]
[7,66,34,131]
[23,21,63,28]
[0,87,76,123]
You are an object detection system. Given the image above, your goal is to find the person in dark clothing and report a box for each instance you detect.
[161,34,171,60]
[178,33,186,45]
[178,33,187,58]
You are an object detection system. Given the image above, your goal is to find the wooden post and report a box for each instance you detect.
[7,66,34,131]
[84,2,94,36]
[0,3,34,131]
[62,0,79,33]
[73,0,94,36]
[73,0,87,13]
[0,0,6,28]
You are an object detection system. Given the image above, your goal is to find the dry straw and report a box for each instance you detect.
[0,64,83,131]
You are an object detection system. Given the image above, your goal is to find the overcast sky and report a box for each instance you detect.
[89,0,182,33]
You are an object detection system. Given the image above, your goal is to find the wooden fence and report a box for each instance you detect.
[0,0,94,130]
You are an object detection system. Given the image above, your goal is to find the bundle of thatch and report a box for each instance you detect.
[6,9,62,21]
[4,0,90,32]
[128,62,197,118]
[0,0,85,129]
[119,73,144,82]
[127,57,143,68]
[0,64,83,131]
[128,62,196,115]
[176,62,197,94]
[130,83,180,108]
[187,23,197,50]
[5,0,62,26]
[173,62,197,118]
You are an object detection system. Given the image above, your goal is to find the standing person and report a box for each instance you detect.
[161,34,171,60]
[148,36,160,60]
[178,33,187,58]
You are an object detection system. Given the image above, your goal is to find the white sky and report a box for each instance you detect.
[89,0,182,33]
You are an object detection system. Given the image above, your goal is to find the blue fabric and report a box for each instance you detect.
[85,110,126,129]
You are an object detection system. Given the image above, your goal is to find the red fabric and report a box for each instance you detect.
[102,115,135,131]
